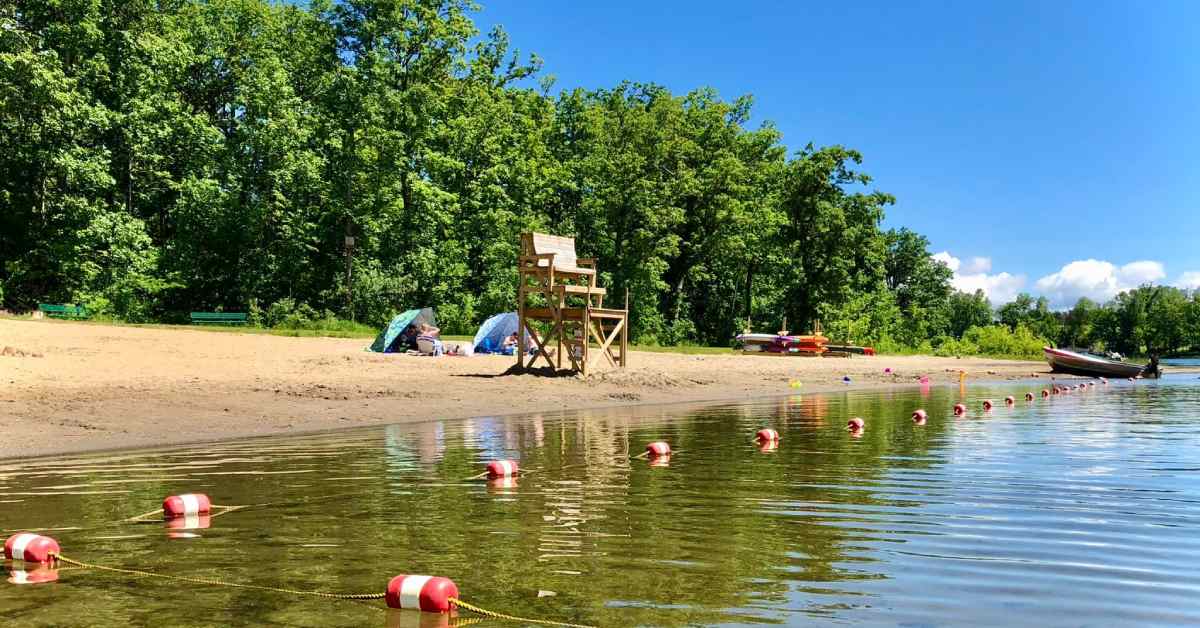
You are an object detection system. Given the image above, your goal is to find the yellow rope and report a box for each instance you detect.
[450,597,595,628]
[51,554,592,625]
[52,554,386,601]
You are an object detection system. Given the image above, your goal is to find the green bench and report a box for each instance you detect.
[190,312,248,325]
[38,303,90,319]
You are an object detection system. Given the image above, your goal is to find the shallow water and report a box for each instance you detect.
[3,376,1200,627]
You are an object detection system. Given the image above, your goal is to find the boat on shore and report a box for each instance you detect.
[1043,346,1147,378]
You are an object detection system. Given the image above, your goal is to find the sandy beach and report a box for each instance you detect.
[0,319,1053,459]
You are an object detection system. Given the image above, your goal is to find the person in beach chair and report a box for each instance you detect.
[416,323,444,356]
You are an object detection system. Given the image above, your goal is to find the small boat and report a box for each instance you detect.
[1043,347,1146,378]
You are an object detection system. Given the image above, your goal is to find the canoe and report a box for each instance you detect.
[1043,347,1146,378]
[736,333,782,346]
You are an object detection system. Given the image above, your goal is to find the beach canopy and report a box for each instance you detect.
[368,307,436,353]
[472,312,520,354]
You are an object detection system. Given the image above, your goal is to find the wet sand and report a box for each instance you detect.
[0,319,1052,460]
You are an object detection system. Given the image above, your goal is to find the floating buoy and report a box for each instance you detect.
[789,379,803,389]
[759,441,779,452]
[982,399,994,411]
[1101,378,1108,385]
[883,367,892,374]
[649,455,672,467]
[842,376,852,384]
[646,441,671,457]
[4,533,60,563]
[6,564,58,585]
[919,375,931,385]
[912,409,927,425]
[1041,389,1050,398]
[1128,377,1135,382]
[1025,392,1035,401]
[755,428,780,443]
[486,460,519,479]
[847,417,865,431]
[163,493,211,519]
[385,575,459,613]
[1005,396,1015,406]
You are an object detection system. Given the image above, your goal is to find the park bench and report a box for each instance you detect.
[37,303,90,319]
[190,312,248,325]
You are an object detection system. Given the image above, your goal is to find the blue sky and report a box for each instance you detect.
[474,0,1200,307]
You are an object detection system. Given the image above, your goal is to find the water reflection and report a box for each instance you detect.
[2,377,1200,626]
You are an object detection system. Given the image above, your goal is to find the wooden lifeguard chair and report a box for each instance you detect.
[516,232,628,375]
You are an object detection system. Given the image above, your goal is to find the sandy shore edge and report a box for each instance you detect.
[0,318,1146,461]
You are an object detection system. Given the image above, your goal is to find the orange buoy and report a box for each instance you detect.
[847,417,865,431]
[953,403,967,416]
[1041,389,1050,398]
[163,493,211,519]
[1005,396,1015,406]
[1025,392,1035,401]
[646,441,671,457]
[4,533,60,563]
[386,575,459,613]
[486,460,518,479]
[982,399,994,411]
[755,428,780,443]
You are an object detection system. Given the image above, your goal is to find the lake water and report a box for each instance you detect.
[3,376,1200,627]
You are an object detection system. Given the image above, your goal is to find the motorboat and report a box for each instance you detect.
[1043,346,1146,378]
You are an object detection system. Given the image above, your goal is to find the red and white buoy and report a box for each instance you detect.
[486,460,519,479]
[759,441,779,452]
[847,417,865,431]
[1025,392,1035,401]
[1041,389,1050,398]
[4,533,60,563]
[982,399,994,411]
[163,493,211,519]
[1101,377,1108,385]
[646,441,671,457]
[1005,396,1015,406]
[953,403,967,416]
[755,428,780,443]
[385,575,459,613]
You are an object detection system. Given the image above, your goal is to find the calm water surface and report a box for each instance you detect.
[3,377,1200,627]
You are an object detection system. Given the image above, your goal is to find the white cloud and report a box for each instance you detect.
[1175,271,1200,290]
[933,252,1027,305]
[962,256,992,274]
[1034,259,1166,308]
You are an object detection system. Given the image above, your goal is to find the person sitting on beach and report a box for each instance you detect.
[416,323,443,356]
[501,332,518,355]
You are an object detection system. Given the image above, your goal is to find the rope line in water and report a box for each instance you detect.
[449,597,596,628]
[51,554,386,601]
[51,554,594,626]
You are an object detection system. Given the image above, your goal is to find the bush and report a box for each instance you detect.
[933,324,1047,359]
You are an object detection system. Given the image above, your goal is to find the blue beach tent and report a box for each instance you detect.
[472,312,520,354]
[368,307,436,353]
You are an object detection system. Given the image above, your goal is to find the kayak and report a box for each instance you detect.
[1043,347,1146,378]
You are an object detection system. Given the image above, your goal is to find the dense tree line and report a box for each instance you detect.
[2,1,1196,355]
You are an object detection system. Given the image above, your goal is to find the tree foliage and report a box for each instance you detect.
[5,0,1191,355]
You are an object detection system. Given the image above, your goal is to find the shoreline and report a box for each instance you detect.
[0,319,1106,461]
